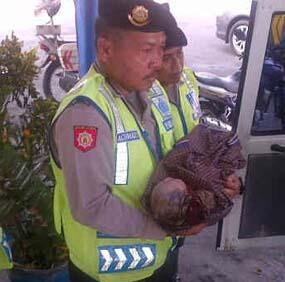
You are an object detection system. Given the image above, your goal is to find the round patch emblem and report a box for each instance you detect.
[128,5,150,27]
[78,132,92,148]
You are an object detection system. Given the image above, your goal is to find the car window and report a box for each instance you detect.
[251,13,285,136]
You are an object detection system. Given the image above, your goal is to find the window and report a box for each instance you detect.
[251,13,285,135]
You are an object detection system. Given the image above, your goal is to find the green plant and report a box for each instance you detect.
[0,34,67,269]
[0,33,38,108]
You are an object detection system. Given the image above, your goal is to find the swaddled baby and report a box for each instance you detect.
[143,124,246,232]
[150,178,216,229]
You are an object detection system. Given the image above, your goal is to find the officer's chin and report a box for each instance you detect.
[171,73,182,84]
[141,78,156,91]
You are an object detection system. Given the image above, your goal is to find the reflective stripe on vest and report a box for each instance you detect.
[150,82,173,132]
[99,85,128,185]
[171,68,201,141]
[99,244,155,273]
[0,228,12,270]
[181,71,201,121]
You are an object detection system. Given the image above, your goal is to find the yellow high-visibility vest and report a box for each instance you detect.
[50,66,175,282]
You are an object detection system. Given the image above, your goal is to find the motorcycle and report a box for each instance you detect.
[195,69,240,125]
[195,46,285,128]
[35,0,77,101]
[56,42,79,96]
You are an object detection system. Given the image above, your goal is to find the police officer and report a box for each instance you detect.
[155,22,242,276]
[156,24,201,142]
[0,227,12,281]
[49,0,188,281]
[157,23,241,195]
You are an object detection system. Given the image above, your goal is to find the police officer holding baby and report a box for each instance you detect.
[49,0,241,281]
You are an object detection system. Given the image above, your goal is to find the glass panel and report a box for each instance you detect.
[251,13,285,135]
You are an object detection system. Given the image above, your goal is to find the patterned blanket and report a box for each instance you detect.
[143,124,246,231]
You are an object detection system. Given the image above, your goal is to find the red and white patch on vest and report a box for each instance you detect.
[74,126,97,152]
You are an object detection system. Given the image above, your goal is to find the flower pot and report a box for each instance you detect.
[0,270,10,282]
[8,263,69,282]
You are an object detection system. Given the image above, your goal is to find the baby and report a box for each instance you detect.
[144,124,246,232]
[150,176,240,231]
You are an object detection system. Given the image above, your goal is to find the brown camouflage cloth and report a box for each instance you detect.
[143,124,246,232]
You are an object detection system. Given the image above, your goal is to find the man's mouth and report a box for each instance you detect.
[145,72,158,80]
[173,72,182,78]
[171,72,182,81]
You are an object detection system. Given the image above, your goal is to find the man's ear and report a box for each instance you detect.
[97,37,113,63]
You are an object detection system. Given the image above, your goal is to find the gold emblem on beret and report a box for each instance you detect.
[128,5,150,27]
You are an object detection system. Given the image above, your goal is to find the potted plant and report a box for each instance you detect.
[0,34,69,282]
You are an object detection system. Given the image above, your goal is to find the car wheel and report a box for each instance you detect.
[229,19,249,56]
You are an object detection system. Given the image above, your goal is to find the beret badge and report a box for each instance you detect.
[128,5,150,27]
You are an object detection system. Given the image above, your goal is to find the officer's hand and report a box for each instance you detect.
[223,174,241,199]
[172,223,207,237]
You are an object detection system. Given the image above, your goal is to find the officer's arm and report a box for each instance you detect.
[53,102,166,239]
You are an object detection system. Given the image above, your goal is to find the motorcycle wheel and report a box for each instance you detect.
[43,60,68,102]
[229,19,249,56]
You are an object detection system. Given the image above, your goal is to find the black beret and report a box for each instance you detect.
[165,26,188,49]
[98,0,178,33]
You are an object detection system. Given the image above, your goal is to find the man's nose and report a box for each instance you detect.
[173,57,183,71]
[150,49,164,70]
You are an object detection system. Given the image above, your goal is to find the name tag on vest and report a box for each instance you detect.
[186,91,201,120]
[152,96,171,119]
[117,131,140,143]
[163,118,174,131]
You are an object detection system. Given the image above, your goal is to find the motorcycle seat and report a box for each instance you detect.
[195,70,241,93]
